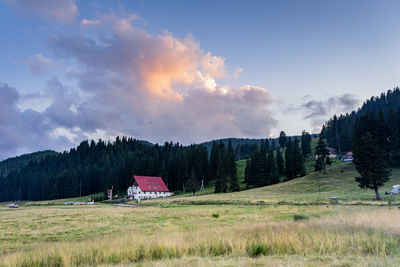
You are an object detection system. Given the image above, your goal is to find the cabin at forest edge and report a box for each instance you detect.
[127,176,173,200]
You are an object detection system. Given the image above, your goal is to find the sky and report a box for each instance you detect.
[1,0,400,160]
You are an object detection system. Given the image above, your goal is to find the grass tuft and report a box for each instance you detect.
[293,214,309,221]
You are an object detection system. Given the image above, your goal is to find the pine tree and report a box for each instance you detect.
[279,131,287,148]
[267,149,279,185]
[244,158,251,189]
[301,130,312,157]
[314,137,329,174]
[294,138,305,177]
[353,133,391,200]
[276,147,285,176]
[214,142,227,193]
[209,142,219,181]
[226,141,239,192]
[285,138,295,180]
[264,138,270,153]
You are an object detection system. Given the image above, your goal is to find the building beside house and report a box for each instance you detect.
[344,151,353,162]
[325,146,337,158]
[127,176,172,200]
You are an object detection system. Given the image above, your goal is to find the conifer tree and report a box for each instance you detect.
[293,138,305,177]
[285,138,295,180]
[301,130,312,157]
[353,133,391,200]
[314,137,329,174]
[276,147,285,176]
[227,141,240,192]
[267,149,279,185]
[279,131,287,148]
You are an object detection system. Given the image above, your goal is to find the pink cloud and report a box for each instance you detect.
[48,17,278,144]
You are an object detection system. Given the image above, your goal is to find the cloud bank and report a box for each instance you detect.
[0,12,277,160]
[0,83,71,160]
[296,94,360,133]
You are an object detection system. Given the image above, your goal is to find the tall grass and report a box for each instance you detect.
[2,209,400,266]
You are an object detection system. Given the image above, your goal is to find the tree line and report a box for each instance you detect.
[0,131,314,201]
[322,88,400,153]
[244,131,312,188]
[0,138,211,201]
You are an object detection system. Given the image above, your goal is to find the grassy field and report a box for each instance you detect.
[2,161,400,266]
[1,203,400,266]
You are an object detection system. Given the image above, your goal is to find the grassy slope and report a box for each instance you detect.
[146,161,400,205]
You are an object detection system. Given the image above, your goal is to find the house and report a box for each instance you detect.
[344,151,353,162]
[325,147,337,158]
[127,176,173,200]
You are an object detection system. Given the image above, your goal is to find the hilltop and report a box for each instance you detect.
[0,150,58,177]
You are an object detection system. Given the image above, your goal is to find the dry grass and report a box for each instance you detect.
[1,204,399,266]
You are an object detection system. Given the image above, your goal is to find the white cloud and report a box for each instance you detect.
[81,19,100,27]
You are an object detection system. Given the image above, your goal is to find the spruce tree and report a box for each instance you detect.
[301,130,312,157]
[267,149,279,185]
[209,142,219,180]
[276,147,285,176]
[227,141,240,192]
[314,137,329,174]
[279,131,287,148]
[285,138,295,180]
[353,133,391,200]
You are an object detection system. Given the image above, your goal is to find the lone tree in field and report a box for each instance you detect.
[353,132,391,200]
[314,137,330,174]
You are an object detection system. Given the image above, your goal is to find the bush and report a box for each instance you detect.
[212,213,219,218]
[248,243,268,257]
[293,214,309,221]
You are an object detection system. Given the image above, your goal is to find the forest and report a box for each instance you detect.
[322,88,400,153]
[1,89,399,202]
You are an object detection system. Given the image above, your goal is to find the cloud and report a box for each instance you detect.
[0,13,278,160]
[293,93,360,132]
[6,0,78,23]
[47,17,277,144]
[0,83,72,160]
[19,54,52,75]
[81,19,101,27]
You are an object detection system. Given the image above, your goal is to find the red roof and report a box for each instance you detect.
[133,176,169,192]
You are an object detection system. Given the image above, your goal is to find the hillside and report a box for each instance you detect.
[148,162,400,205]
[0,150,58,177]
[322,88,400,152]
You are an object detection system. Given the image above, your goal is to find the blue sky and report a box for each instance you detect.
[0,0,400,160]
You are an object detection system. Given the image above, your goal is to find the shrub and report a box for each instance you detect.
[293,214,309,221]
[212,213,219,218]
[248,243,269,257]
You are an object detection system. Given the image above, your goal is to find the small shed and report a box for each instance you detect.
[325,146,337,158]
[391,185,400,195]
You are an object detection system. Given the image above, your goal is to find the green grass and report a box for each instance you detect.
[149,161,400,206]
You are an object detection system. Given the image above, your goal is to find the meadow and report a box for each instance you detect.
[1,162,400,266]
